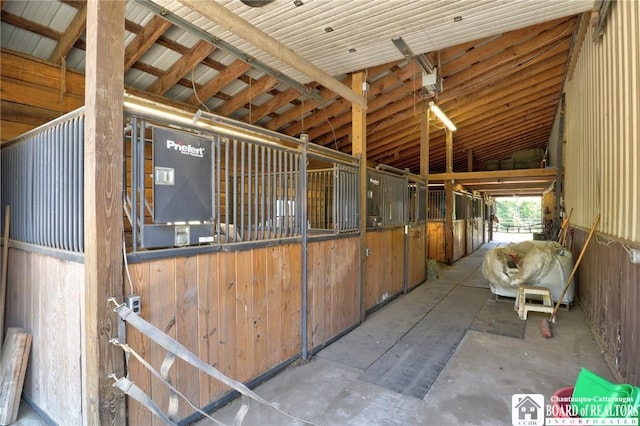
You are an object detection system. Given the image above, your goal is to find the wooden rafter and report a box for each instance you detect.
[215,75,279,117]
[186,59,251,106]
[49,2,86,64]
[146,40,215,95]
[124,15,172,71]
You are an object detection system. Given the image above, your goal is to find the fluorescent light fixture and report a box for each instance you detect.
[391,36,434,73]
[429,101,457,132]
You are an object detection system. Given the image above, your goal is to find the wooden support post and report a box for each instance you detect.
[352,72,367,323]
[83,1,126,424]
[420,101,430,270]
[444,130,454,264]
[467,149,473,172]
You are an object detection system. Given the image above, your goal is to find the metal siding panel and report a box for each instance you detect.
[565,1,639,242]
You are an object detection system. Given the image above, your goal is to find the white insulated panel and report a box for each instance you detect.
[159,0,595,83]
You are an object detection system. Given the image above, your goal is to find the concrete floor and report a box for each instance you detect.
[15,239,615,426]
[197,241,614,426]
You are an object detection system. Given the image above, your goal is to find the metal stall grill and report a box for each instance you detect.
[307,164,359,233]
[123,106,361,252]
[1,108,85,254]
[367,169,406,227]
[408,180,427,224]
[124,114,303,250]
[427,190,445,221]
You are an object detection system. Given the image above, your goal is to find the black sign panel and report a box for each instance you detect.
[152,126,212,222]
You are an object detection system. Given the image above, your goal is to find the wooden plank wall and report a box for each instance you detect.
[452,220,466,262]
[427,222,445,263]
[469,218,483,251]
[573,228,640,386]
[364,227,405,310]
[407,224,427,288]
[0,51,84,143]
[126,243,303,424]
[3,248,84,425]
[307,237,360,350]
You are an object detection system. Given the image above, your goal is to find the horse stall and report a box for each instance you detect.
[0,100,429,424]
[427,189,485,264]
[1,109,87,424]
[427,188,446,263]
[468,195,484,252]
[121,104,365,423]
[363,169,427,312]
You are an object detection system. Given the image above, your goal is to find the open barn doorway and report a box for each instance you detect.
[492,196,543,243]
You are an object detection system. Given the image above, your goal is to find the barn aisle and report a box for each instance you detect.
[203,242,614,426]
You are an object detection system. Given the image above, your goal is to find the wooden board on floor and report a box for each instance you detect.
[0,327,33,426]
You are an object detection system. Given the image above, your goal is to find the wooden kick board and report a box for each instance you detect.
[0,327,32,425]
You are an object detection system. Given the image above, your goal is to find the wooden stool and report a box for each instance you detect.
[517,285,554,320]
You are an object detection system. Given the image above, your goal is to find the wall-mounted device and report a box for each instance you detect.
[125,295,141,314]
[139,126,215,248]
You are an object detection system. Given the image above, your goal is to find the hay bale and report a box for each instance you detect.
[512,148,544,162]
[483,159,500,171]
[514,158,543,169]
[427,259,441,280]
[500,158,515,169]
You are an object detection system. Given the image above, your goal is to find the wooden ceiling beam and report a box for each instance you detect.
[366,80,559,159]
[216,75,279,117]
[48,2,86,64]
[313,46,565,150]
[443,17,571,76]
[441,41,570,104]
[241,87,301,124]
[186,59,251,106]
[179,0,366,108]
[0,10,60,40]
[314,85,424,146]
[303,77,422,140]
[441,19,574,88]
[285,63,420,138]
[146,40,215,95]
[265,80,346,131]
[124,15,172,71]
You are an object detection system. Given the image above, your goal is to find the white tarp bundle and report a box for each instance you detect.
[482,240,574,303]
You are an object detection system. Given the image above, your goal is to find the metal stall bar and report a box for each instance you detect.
[240,139,245,242]
[403,173,409,294]
[1,108,85,255]
[213,136,221,243]
[225,138,231,242]
[299,135,309,360]
[260,146,266,240]
[130,118,138,252]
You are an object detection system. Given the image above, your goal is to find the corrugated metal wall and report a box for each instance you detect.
[564,1,640,386]
[564,0,639,241]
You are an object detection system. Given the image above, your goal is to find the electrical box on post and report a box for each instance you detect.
[126,295,141,314]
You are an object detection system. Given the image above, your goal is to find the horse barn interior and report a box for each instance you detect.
[0,0,639,425]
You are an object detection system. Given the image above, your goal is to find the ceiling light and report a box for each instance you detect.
[454,16,463,22]
[348,48,356,53]
[293,0,303,6]
[324,27,334,33]
[429,101,456,132]
[240,0,275,7]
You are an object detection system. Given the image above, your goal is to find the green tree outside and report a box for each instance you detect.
[495,196,542,231]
